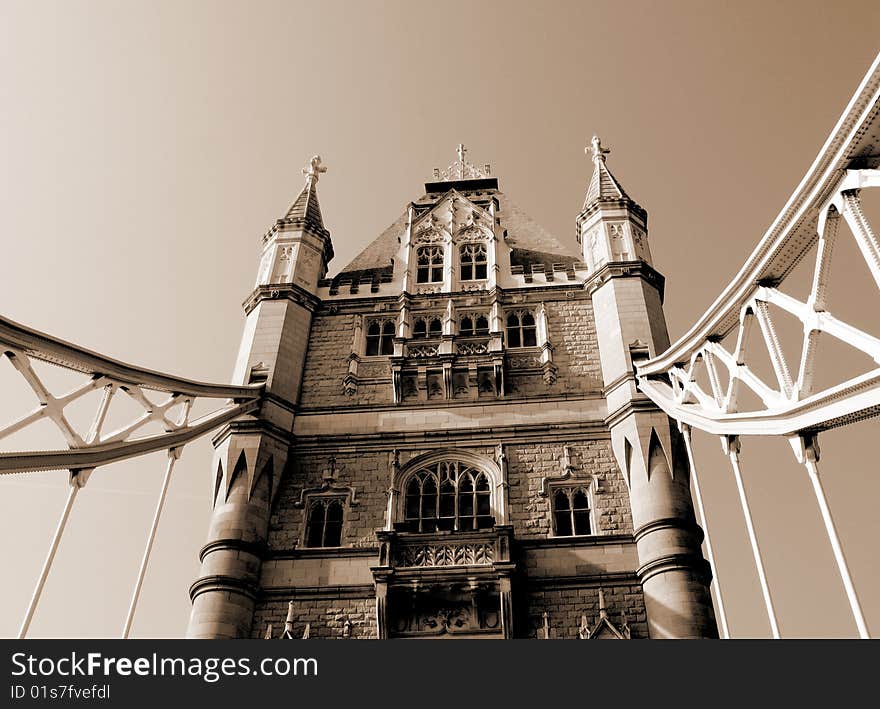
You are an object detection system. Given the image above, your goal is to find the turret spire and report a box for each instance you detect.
[582,136,634,211]
[284,155,328,232]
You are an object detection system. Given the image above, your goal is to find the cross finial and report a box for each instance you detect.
[457,143,467,163]
[587,135,610,165]
[303,155,327,184]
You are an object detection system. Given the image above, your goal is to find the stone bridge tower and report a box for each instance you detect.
[579,137,717,638]
[187,157,333,638]
[186,146,717,639]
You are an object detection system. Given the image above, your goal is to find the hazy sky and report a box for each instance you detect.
[0,0,878,638]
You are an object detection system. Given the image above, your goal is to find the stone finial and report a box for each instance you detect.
[284,600,295,635]
[598,587,608,619]
[322,456,337,483]
[302,622,311,639]
[342,618,352,638]
[303,155,327,185]
[587,135,610,165]
[578,614,590,639]
[561,445,575,476]
[264,623,274,640]
[541,611,550,639]
[434,145,489,181]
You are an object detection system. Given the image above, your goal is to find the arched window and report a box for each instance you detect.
[366,320,395,356]
[506,311,537,348]
[552,487,592,537]
[412,317,442,339]
[460,314,489,337]
[305,498,345,547]
[402,461,495,532]
[416,245,445,283]
[460,243,488,280]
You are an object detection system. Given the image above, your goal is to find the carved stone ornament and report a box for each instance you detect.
[294,458,358,508]
[539,445,601,497]
[414,225,446,244]
[395,541,495,568]
[408,344,439,358]
[457,341,489,355]
[456,224,490,243]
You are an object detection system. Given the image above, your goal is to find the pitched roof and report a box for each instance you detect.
[581,137,645,220]
[335,191,579,278]
[284,178,326,233]
[583,156,631,209]
[340,209,407,274]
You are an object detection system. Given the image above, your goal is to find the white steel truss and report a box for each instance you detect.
[0,314,261,474]
[636,52,880,639]
[0,313,262,637]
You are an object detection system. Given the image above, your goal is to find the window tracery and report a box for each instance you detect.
[412,316,443,339]
[551,487,593,537]
[304,497,345,548]
[460,314,490,337]
[459,243,488,281]
[416,245,445,283]
[402,461,494,533]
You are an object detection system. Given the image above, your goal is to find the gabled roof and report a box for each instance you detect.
[578,588,632,640]
[335,190,579,278]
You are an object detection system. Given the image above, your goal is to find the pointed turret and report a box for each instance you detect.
[583,137,718,638]
[253,155,334,294]
[582,136,637,210]
[577,137,651,274]
[283,156,329,235]
[187,158,333,639]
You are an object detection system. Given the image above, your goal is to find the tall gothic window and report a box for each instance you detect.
[459,243,488,280]
[552,488,592,537]
[366,320,395,356]
[460,314,490,337]
[416,245,445,283]
[305,498,345,547]
[506,311,537,348]
[403,462,493,532]
[413,316,442,339]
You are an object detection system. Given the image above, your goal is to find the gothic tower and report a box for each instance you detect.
[186,157,333,638]
[187,146,717,640]
[580,137,718,638]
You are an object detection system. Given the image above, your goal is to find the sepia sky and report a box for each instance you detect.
[0,0,878,638]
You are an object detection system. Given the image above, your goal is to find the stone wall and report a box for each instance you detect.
[268,439,629,549]
[522,582,648,639]
[255,283,645,640]
[297,289,603,410]
[506,439,633,539]
[252,597,377,640]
